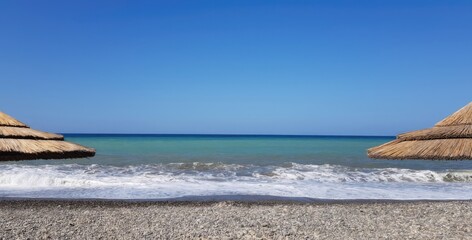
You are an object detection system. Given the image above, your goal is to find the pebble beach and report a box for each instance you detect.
[1,200,471,239]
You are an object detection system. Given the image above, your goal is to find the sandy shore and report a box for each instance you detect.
[0,200,471,239]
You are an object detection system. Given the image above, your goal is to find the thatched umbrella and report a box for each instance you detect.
[368,102,472,160]
[0,112,95,161]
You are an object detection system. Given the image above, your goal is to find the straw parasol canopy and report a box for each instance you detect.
[0,111,95,161]
[368,102,472,160]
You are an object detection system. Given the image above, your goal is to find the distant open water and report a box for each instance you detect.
[0,134,471,200]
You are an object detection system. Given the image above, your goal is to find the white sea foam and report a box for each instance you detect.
[0,163,471,200]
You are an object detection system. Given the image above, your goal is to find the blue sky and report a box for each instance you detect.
[1,0,471,135]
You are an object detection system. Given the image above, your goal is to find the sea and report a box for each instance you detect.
[0,134,471,200]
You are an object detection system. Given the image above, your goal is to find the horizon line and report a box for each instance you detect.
[61,133,395,138]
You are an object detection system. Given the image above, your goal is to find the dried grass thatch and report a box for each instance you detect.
[0,111,95,161]
[0,112,28,128]
[368,139,472,160]
[368,102,472,160]
[0,139,95,161]
[436,102,472,127]
[0,126,64,140]
[397,125,472,141]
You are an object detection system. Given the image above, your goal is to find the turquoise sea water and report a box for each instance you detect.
[0,135,471,200]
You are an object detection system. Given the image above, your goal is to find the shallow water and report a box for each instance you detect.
[0,135,471,200]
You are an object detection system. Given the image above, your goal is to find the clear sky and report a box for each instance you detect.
[1,0,471,136]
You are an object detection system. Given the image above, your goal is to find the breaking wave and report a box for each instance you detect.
[0,163,471,200]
